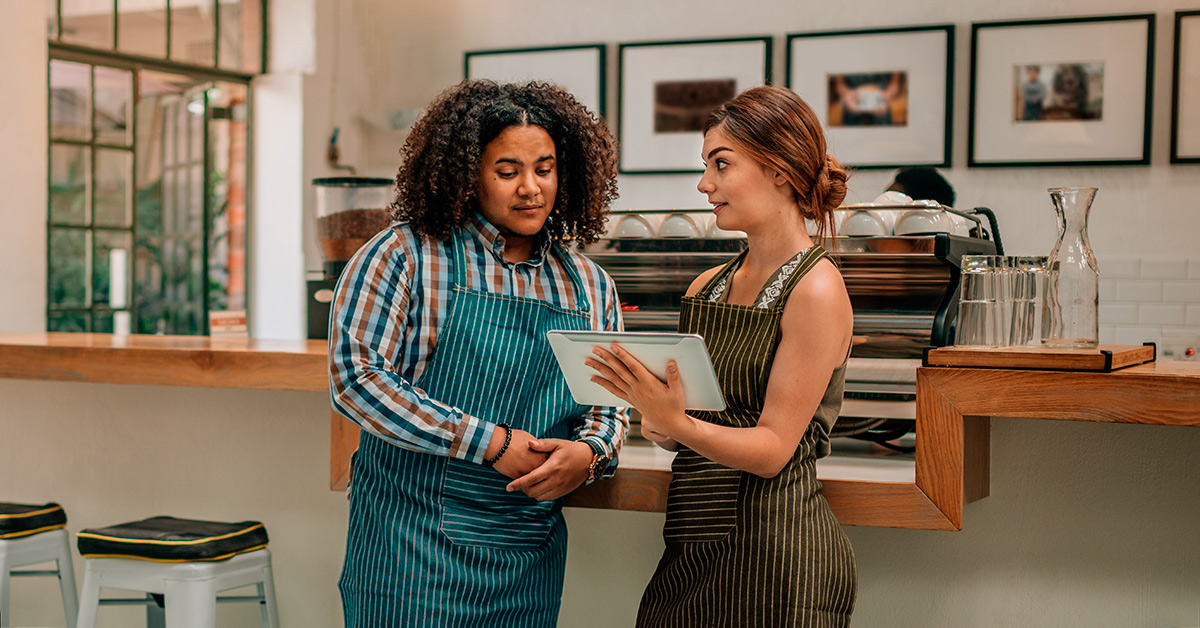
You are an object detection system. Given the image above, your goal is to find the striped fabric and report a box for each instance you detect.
[638,246,858,627]
[329,214,627,466]
[337,225,627,627]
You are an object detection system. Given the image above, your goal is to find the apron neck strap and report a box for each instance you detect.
[449,229,592,315]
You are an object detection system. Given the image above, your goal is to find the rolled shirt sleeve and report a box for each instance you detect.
[328,229,497,464]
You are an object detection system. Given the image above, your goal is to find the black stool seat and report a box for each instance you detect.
[0,502,67,539]
[77,516,269,562]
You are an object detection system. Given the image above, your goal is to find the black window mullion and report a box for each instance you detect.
[129,64,140,333]
[86,63,96,326]
[165,0,172,64]
[202,83,212,334]
[212,0,220,68]
[111,0,119,51]
[261,0,269,73]
[45,57,52,328]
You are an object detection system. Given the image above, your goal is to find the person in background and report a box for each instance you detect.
[329,80,627,627]
[1020,65,1048,121]
[887,166,956,208]
[590,85,857,627]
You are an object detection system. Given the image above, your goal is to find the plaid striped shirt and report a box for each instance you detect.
[329,214,628,469]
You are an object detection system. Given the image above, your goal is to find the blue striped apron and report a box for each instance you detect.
[339,228,592,628]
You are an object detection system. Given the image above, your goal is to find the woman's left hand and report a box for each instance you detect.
[587,345,691,439]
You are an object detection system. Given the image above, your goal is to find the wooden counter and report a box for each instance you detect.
[4,333,1197,531]
[0,332,327,391]
[570,360,1200,530]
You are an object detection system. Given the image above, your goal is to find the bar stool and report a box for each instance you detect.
[75,516,279,628]
[0,502,78,628]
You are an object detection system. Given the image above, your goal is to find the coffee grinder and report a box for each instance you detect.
[307,177,394,339]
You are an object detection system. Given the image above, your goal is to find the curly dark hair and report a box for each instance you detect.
[390,80,619,244]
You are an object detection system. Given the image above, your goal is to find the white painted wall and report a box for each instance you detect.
[316,0,1200,264]
[0,2,48,333]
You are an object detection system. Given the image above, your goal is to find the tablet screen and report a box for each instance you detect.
[545,330,726,411]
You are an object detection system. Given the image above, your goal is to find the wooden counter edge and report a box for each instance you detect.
[0,335,328,392]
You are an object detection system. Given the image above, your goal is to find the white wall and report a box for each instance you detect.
[0,2,48,332]
[314,0,1200,264]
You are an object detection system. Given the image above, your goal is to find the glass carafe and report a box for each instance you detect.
[1041,187,1099,349]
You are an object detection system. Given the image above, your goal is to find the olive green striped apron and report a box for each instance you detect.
[637,245,857,628]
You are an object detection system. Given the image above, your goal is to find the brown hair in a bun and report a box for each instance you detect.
[703,86,849,241]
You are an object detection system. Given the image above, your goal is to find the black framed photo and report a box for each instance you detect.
[465,44,607,117]
[618,37,772,174]
[787,25,954,169]
[969,14,1155,167]
[1172,10,1200,163]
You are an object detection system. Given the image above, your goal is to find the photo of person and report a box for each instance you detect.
[1013,62,1104,122]
[827,71,907,127]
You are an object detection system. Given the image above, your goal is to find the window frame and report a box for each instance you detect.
[48,0,269,75]
[48,44,256,335]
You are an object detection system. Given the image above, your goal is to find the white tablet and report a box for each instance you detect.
[545,330,727,411]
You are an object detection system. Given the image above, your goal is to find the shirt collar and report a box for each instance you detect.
[465,213,552,268]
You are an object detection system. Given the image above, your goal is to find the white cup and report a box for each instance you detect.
[842,210,889,237]
[894,209,952,235]
[659,213,701,238]
[611,214,654,238]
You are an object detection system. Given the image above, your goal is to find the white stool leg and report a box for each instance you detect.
[53,533,78,628]
[165,579,216,628]
[257,576,280,628]
[74,562,102,628]
[0,544,12,628]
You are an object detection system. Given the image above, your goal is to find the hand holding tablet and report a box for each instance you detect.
[545,331,726,411]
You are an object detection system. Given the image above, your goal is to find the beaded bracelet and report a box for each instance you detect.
[483,423,512,467]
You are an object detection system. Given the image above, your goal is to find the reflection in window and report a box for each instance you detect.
[50,60,91,142]
[171,2,216,66]
[49,145,89,225]
[117,0,167,59]
[59,0,113,49]
[219,0,263,73]
[93,66,132,146]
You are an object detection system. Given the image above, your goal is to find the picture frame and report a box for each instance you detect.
[465,44,607,117]
[618,37,772,174]
[1171,10,1200,164]
[786,25,954,169]
[968,14,1155,167]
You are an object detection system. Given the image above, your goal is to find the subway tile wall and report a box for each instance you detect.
[1098,258,1200,360]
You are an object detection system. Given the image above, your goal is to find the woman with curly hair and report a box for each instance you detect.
[591,85,858,627]
[329,80,627,627]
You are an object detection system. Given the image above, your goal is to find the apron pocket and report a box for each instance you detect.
[440,459,556,550]
[663,450,742,543]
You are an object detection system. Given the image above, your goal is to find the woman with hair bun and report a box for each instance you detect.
[590,85,857,627]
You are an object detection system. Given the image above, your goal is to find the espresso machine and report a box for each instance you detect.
[306,177,394,339]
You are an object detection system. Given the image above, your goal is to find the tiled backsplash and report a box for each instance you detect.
[1099,258,1200,360]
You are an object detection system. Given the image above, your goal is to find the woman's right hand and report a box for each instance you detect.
[489,427,548,479]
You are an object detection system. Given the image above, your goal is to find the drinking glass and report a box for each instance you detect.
[956,255,1009,347]
[1009,256,1047,346]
